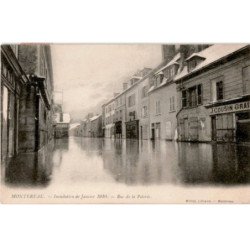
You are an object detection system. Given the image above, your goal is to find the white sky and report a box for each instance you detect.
[51,44,162,121]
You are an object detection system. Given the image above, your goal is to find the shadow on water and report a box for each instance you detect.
[4,138,69,187]
[3,136,250,187]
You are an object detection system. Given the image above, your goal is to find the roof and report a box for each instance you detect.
[69,123,80,130]
[185,53,205,61]
[55,113,71,123]
[155,52,181,75]
[175,44,249,81]
[89,114,101,121]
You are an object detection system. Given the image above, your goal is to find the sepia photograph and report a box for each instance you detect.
[1,43,250,204]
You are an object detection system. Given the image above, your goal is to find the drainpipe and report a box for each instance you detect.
[35,85,40,152]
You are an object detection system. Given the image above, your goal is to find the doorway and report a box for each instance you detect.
[236,112,250,142]
[184,118,189,140]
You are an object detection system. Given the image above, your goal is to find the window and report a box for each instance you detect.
[211,77,223,102]
[128,94,135,107]
[189,87,197,107]
[169,96,175,111]
[156,74,163,86]
[141,106,148,118]
[182,84,202,108]
[188,59,197,72]
[182,90,187,108]
[170,66,175,77]
[156,101,161,115]
[197,84,202,105]
[141,86,147,98]
[216,81,223,100]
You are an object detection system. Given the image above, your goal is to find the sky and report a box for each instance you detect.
[51,44,162,121]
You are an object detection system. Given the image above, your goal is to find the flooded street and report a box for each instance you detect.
[4,137,250,188]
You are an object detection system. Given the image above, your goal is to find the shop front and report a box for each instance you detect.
[1,49,23,164]
[209,99,250,143]
[125,120,139,139]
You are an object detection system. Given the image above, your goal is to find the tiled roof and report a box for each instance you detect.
[175,44,249,81]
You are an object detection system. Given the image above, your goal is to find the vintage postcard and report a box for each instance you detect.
[1,43,250,204]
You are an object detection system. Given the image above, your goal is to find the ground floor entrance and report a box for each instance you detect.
[236,112,250,142]
[211,111,250,143]
[114,121,122,139]
[125,120,139,139]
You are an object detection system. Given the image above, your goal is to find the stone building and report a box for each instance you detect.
[17,44,54,152]
[1,44,54,168]
[1,45,29,164]
[175,44,250,142]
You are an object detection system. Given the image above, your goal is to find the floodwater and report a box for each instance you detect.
[3,137,250,188]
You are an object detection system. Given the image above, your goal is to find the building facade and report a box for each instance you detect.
[54,113,70,138]
[90,115,103,137]
[114,90,126,139]
[17,44,54,152]
[175,44,250,143]
[1,45,29,164]
[103,99,115,138]
[1,44,54,171]
[148,53,180,140]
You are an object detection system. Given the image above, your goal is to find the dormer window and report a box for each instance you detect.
[155,73,164,87]
[186,54,205,72]
[130,77,141,86]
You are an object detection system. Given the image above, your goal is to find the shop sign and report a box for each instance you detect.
[211,101,250,115]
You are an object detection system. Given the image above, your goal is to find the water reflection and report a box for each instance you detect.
[4,137,250,187]
[5,140,56,187]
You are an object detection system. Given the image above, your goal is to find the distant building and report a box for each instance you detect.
[103,98,115,138]
[54,113,70,138]
[114,91,126,139]
[175,44,250,142]
[89,115,103,137]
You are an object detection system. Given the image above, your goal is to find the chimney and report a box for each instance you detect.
[113,92,119,98]
[60,112,63,122]
[123,82,128,90]
[161,45,176,63]
[179,45,190,72]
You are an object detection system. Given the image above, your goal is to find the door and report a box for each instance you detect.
[184,118,189,140]
[236,112,250,142]
[155,123,161,139]
[151,128,155,140]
